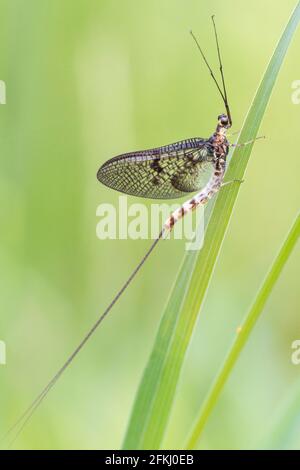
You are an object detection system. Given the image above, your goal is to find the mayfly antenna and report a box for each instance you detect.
[211,15,232,125]
[190,16,232,125]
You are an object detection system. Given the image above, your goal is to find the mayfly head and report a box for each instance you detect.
[217,113,231,129]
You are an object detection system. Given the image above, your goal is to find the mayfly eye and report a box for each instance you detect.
[217,114,228,124]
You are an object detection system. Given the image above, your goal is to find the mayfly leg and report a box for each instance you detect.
[221,179,244,190]
[230,136,265,147]
[227,129,241,137]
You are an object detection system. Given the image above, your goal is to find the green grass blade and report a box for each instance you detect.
[123,2,300,450]
[187,214,300,449]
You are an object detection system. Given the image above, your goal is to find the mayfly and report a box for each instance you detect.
[2,16,262,446]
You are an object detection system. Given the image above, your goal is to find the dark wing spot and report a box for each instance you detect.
[150,159,163,174]
[152,176,161,186]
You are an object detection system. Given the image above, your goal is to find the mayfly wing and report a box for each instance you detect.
[97,138,215,199]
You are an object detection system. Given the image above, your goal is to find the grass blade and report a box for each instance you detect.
[123,2,300,450]
[187,214,300,449]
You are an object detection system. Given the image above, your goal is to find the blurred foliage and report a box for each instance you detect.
[0,0,299,449]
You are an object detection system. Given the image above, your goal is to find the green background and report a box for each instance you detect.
[0,0,299,449]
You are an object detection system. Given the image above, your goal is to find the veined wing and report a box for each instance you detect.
[97,137,215,199]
